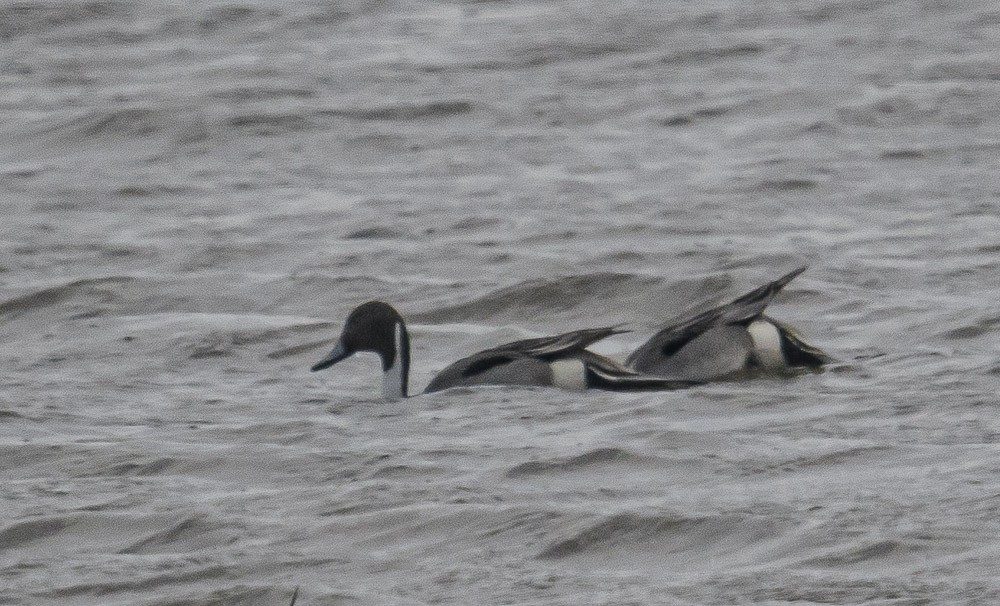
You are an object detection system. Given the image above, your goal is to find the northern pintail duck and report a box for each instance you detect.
[625,267,830,381]
[310,301,696,399]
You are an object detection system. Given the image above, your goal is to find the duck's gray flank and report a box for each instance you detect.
[626,266,830,381]
[310,301,697,399]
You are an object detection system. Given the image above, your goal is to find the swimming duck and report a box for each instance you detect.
[310,301,696,399]
[625,267,830,381]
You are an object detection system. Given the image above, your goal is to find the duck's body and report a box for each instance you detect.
[422,327,694,393]
[626,267,829,382]
[311,301,696,399]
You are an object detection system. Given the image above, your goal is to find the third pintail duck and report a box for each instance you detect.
[310,301,697,400]
[625,266,830,382]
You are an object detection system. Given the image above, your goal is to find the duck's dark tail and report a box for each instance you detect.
[772,318,833,367]
[723,265,807,324]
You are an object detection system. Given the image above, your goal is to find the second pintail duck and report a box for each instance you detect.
[625,266,830,382]
[310,301,697,399]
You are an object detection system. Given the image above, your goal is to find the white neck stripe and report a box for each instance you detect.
[381,322,406,400]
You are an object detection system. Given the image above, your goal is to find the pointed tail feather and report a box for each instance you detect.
[720,265,807,324]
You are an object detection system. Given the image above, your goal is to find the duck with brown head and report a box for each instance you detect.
[310,301,697,400]
[310,301,410,399]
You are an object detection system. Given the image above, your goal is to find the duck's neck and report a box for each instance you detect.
[381,321,411,400]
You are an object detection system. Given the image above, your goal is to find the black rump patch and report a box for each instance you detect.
[779,329,827,367]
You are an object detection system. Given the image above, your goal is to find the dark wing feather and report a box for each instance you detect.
[485,326,628,359]
[582,352,700,391]
[626,267,806,366]
[442,326,627,383]
[460,353,517,377]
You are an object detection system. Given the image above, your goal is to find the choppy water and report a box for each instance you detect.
[2,1,1000,604]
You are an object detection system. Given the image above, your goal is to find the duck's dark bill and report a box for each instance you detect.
[310,341,350,371]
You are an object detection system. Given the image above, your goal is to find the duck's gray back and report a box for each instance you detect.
[424,357,553,393]
[630,324,753,382]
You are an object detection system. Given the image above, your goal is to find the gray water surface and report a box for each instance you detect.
[2,1,1000,604]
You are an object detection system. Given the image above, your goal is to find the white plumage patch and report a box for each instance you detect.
[549,358,587,391]
[381,322,406,400]
[748,319,785,369]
